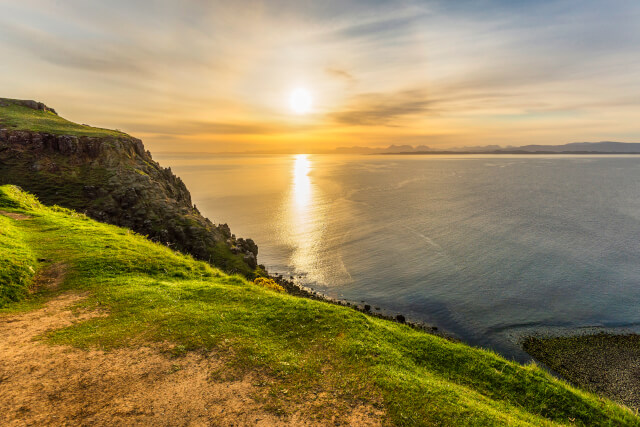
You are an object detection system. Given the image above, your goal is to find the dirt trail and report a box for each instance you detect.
[32,262,67,292]
[0,293,382,426]
[0,209,32,220]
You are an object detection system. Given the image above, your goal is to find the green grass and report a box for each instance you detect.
[0,186,40,307]
[0,214,36,308]
[0,98,127,138]
[0,184,638,426]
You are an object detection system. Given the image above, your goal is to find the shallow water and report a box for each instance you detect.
[155,153,640,361]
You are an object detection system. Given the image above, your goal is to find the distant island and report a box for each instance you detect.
[334,141,640,155]
[155,141,640,157]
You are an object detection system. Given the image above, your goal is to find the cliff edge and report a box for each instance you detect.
[0,98,258,275]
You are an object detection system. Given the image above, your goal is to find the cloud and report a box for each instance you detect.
[122,120,278,136]
[325,67,356,82]
[328,13,424,43]
[0,22,152,76]
[122,119,319,136]
[329,90,433,126]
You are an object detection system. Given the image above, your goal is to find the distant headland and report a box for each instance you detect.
[337,141,640,155]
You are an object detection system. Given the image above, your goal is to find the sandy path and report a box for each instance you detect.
[0,292,382,426]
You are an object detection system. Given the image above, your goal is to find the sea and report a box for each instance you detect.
[154,153,640,362]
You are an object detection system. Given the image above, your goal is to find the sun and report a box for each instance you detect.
[289,88,312,114]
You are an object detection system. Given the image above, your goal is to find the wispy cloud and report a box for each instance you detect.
[325,67,356,83]
[330,90,433,126]
[0,22,151,75]
[121,118,319,137]
[123,121,277,136]
[326,13,426,44]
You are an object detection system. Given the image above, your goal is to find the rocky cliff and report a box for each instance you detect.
[0,99,258,276]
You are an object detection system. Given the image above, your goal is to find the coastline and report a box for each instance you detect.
[266,270,454,340]
[376,150,640,156]
[268,267,640,411]
[523,333,640,410]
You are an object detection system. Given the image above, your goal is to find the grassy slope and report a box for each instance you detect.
[0,184,637,426]
[0,98,127,138]
[0,214,36,307]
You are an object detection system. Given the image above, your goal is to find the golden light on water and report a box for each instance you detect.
[287,154,352,286]
[293,154,311,208]
[288,154,319,280]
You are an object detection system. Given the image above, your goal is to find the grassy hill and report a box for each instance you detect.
[0,184,638,425]
[0,98,126,138]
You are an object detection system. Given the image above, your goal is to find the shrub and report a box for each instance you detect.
[253,277,285,292]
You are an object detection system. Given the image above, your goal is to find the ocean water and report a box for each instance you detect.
[155,153,640,361]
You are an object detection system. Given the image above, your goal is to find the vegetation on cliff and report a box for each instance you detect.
[0,190,37,307]
[0,185,637,426]
[0,98,125,138]
[0,98,258,276]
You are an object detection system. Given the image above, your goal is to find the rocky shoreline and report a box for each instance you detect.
[523,333,640,410]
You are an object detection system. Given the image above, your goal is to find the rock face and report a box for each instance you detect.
[0,129,258,275]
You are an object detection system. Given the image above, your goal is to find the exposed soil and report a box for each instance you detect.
[0,209,32,220]
[0,291,383,425]
[523,334,640,410]
[32,262,67,292]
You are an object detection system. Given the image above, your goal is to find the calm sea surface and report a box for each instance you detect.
[155,153,640,361]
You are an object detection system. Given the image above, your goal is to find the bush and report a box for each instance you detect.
[253,277,285,292]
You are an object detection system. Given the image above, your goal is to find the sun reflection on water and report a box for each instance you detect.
[293,154,311,208]
[283,154,353,288]
[288,154,319,279]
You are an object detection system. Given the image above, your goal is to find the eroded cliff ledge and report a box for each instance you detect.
[0,99,258,275]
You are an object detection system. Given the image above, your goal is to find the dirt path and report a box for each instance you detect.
[0,209,32,220]
[0,292,382,426]
[32,262,67,292]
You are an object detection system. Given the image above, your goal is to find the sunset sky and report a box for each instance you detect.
[1,0,639,153]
